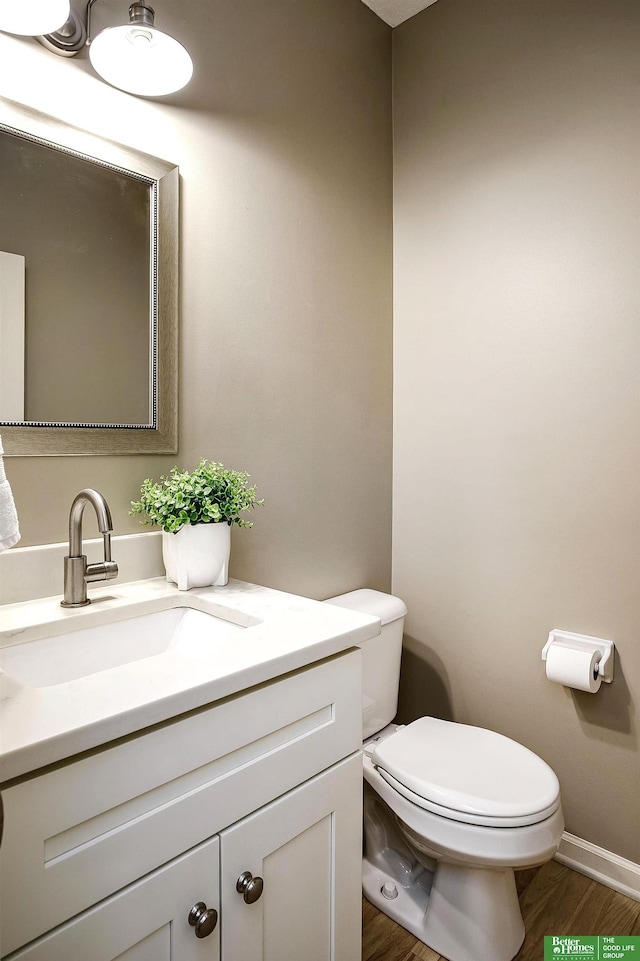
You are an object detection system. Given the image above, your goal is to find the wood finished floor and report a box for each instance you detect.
[362,861,640,961]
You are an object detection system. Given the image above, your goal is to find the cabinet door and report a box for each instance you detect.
[220,754,362,961]
[5,838,220,961]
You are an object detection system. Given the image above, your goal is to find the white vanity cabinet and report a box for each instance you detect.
[0,650,363,961]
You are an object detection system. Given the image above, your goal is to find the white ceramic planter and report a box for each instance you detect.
[162,523,231,591]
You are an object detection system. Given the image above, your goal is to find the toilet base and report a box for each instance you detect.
[363,855,525,961]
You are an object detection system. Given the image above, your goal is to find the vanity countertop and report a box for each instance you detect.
[0,578,379,783]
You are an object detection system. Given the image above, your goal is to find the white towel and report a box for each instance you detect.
[0,434,20,551]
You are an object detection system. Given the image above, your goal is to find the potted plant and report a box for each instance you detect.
[130,459,263,590]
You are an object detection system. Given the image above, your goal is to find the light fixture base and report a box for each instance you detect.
[36,9,86,57]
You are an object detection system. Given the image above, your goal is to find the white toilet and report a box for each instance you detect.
[325,589,564,961]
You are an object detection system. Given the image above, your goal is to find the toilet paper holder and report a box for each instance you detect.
[542,630,615,683]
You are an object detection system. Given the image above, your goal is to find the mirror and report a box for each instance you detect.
[0,97,177,455]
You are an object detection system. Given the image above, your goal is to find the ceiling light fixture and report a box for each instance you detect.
[88,2,193,97]
[0,0,70,36]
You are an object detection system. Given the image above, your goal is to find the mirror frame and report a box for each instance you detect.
[0,97,178,456]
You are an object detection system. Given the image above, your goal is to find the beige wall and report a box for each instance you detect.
[393,0,640,861]
[0,0,393,599]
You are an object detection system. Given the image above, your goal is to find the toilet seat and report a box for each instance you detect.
[376,769,560,827]
[371,717,560,828]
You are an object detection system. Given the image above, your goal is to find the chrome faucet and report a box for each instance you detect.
[61,489,119,608]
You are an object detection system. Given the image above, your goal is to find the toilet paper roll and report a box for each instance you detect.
[545,643,602,693]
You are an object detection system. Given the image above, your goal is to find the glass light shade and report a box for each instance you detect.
[0,0,70,35]
[89,22,193,96]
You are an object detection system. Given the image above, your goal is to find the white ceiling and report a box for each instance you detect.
[360,0,439,28]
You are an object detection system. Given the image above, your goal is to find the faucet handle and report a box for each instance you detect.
[85,560,119,583]
[85,531,118,581]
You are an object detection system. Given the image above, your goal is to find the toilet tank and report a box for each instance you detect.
[324,590,407,739]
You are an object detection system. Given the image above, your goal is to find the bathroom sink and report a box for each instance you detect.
[0,607,245,688]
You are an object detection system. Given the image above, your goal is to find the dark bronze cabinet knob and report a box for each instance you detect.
[236,871,264,904]
[188,901,218,938]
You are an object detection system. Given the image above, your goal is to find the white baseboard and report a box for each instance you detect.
[555,832,640,902]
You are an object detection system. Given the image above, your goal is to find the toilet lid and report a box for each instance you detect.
[371,717,560,822]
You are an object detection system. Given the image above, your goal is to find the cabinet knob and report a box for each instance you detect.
[188,901,218,938]
[236,871,264,904]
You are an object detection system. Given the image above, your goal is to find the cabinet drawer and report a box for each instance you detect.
[0,650,361,956]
